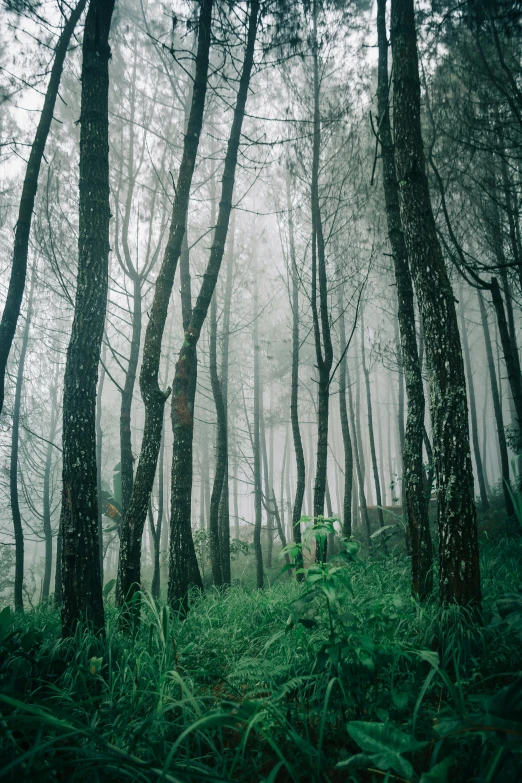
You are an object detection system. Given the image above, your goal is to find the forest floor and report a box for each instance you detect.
[1,527,522,782]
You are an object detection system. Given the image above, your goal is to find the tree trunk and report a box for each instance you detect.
[168,0,259,613]
[218,213,234,585]
[490,278,522,436]
[96,345,106,575]
[347,361,371,543]
[459,288,490,512]
[116,0,213,610]
[377,0,433,595]
[338,291,353,538]
[150,416,165,600]
[478,291,515,523]
[391,0,481,607]
[60,0,115,636]
[0,0,87,415]
[10,269,35,611]
[253,283,264,589]
[360,311,385,534]
[310,0,333,563]
[209,292,225,586]
[42,378,59,601]
[287,168,305,577]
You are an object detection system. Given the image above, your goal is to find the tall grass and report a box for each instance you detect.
[1,535,521,781]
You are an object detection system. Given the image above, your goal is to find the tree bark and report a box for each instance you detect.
[42,377,59,601]
[168,0,259,613]
[209,292,225,586]
[377,0,433,595]
[115,0,213,610]
[391,0,481,607]
[287,169,305,578]
[347,361,371,542]
[478,291,515,522]
[253,289,264,589]
[218,213,235,585]
[60,0,115,636]
[310,0,333,563]
[10,269,35,612]
[459,289,490,512]
[96,345,106,575]
[360,311,385,535]
[0,0,87,415]
[490,277,522,435]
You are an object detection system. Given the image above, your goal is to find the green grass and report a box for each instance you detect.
[1,533,522,782]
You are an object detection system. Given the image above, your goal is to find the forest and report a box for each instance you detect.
[0,0,522,780]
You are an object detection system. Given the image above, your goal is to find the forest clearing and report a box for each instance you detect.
[0,0,522,780]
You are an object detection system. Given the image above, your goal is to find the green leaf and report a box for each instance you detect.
[335,753,372,771]
[103,578,116,598]
[420,757,453,782]
[347,721,427,780]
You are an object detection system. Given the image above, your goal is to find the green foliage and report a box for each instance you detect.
[1,537,522,781]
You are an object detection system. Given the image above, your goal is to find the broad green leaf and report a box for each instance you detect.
[347,721,427,779]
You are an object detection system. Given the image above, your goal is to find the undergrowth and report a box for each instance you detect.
[0,534,521,782]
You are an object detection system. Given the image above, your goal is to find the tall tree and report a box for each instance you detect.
[168,0,259,613]
[287,168,305,579]
[391,0,481,607]
[60,0,116,636]
[0,0,87,415]
[478,291,515,523]
[459,289,490,512]
[115,0,214,610]
[253,284,264,589]
[360,309,385,535]
[376,0,432,597]
[10,267,35,611]
[310,0,334,563]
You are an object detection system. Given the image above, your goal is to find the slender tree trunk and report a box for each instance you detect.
[310,0,333,563]
[233,463,240,540]
[209,293,225,586]
[391,0,480,607]
[376,396,386,507]
[459,289,490,511]
[260,380,273,569]
[96,345,106,574]
[150,416,165,599]
[218,213,234,585]
[355,363,366,494]
[10,269,35,611]
[253,285,264,589]
[360,311,385,533]
[338,292,353,538]
[200,421,210,530]
[481,382,491,499]
[347,361,371,542]
[116,0,213,610]
[490,278,522,435]
[42,379,59,601]
[120,278,142,516]
[168,0,259,613]
[287,168,305,577]
[478,291,515,523]
[0,0,87,415]
[60,0,115,636]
